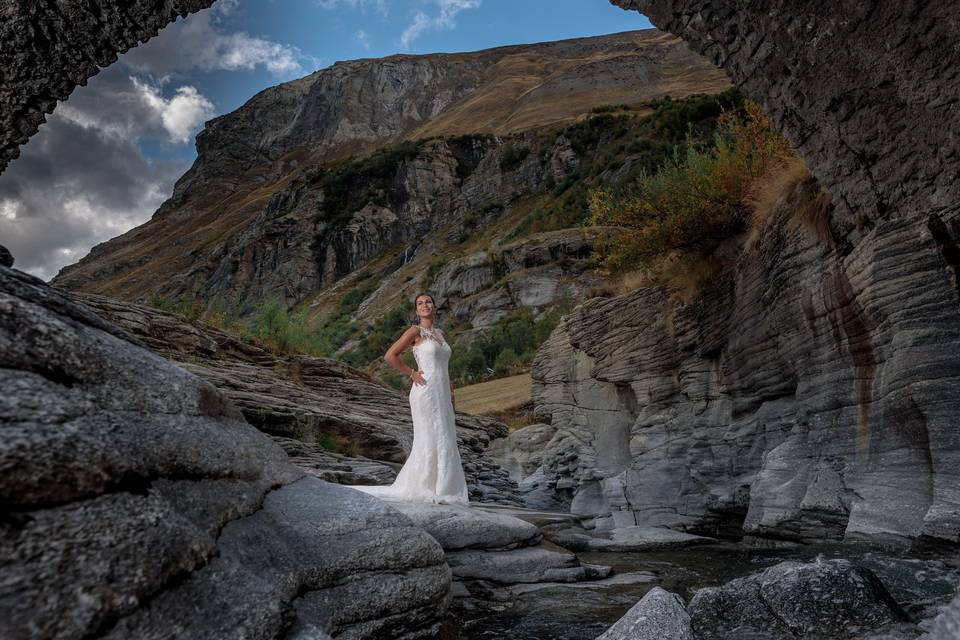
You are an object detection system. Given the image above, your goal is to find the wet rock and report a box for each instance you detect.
[0,266,450,639]
[0,245,13,268]
[688,559,908,640]
[596,587,693,640]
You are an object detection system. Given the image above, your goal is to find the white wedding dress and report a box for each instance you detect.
[350,325,469,504]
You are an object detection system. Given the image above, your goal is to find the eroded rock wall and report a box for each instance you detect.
[533,184,960,546]
[611,0,960,226]
[0,0,215,173]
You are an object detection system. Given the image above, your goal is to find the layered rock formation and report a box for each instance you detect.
[0,264,451,639]
[531,183,960,546]
[69,291,521,503]
[1,0,216,172]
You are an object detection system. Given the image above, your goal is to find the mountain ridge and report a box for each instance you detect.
[52,29,729,303]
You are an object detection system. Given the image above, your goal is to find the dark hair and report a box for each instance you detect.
[412,292,435,324]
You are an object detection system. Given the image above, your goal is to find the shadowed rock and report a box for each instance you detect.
[0,265,451,639]
[612,0,960,226]
[597,587,693,640]
[688,560,908,640]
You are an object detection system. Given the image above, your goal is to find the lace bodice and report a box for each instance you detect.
[411,325,451,380]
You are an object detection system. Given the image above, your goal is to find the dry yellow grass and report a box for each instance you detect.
[745,154,812,250]
[455,373,532,416]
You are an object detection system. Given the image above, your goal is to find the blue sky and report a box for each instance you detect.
[0,0,652,280]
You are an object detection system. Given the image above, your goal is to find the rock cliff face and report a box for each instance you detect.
[531,180,960,546]
[50,29,730,305]
[0,265,451,639]
[0,0,215,172]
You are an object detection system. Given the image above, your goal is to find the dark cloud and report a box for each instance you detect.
[0,64,195,281]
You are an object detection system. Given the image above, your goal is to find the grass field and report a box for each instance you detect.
[455,373,532,416]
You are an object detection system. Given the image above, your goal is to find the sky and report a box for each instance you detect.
[0,0,652,281]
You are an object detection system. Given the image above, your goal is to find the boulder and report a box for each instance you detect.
[688,559,908,640]
[596,587,693,640]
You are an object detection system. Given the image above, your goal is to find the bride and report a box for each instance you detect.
[350,293,469,504]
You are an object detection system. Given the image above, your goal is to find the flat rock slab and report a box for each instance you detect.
[446,544,611,584]
[598,587,694,640]
[548,525,715,552]
[390,502,541,551]
[470,503,581,528]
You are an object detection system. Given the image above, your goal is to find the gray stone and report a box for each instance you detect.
[485,422,558,482]
[0,266,450,639]
[596,587,693,640]
[921,593,960,640]
[532,194,960,546]
[389,502,541,550]
[688,560,908,640]
[612,0,960,226]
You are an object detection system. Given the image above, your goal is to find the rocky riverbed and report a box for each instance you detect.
[448,521,960,640]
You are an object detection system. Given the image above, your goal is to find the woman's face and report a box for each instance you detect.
[415,295,435,319]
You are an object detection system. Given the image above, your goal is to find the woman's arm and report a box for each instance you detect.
[385,326,426,386]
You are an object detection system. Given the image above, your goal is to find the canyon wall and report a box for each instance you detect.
[532,182,960,545]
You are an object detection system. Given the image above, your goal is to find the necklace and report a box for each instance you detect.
[418,325,445,345]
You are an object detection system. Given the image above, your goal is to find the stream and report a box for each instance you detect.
[448,542,960,640]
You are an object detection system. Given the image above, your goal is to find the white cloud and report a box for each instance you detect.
[0,199,19,221]
[356,29,371,50]
[401,0,481,49]
[132,80,216,143]
[122,5,307,78]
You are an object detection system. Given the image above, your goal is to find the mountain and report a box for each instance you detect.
[52,29,729,309]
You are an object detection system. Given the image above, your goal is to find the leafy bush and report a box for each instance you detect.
[310,140,424,229]
[588,100,795,274]
[500,143,531,171]
[448,296,575,385]
[341,305,410,367]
